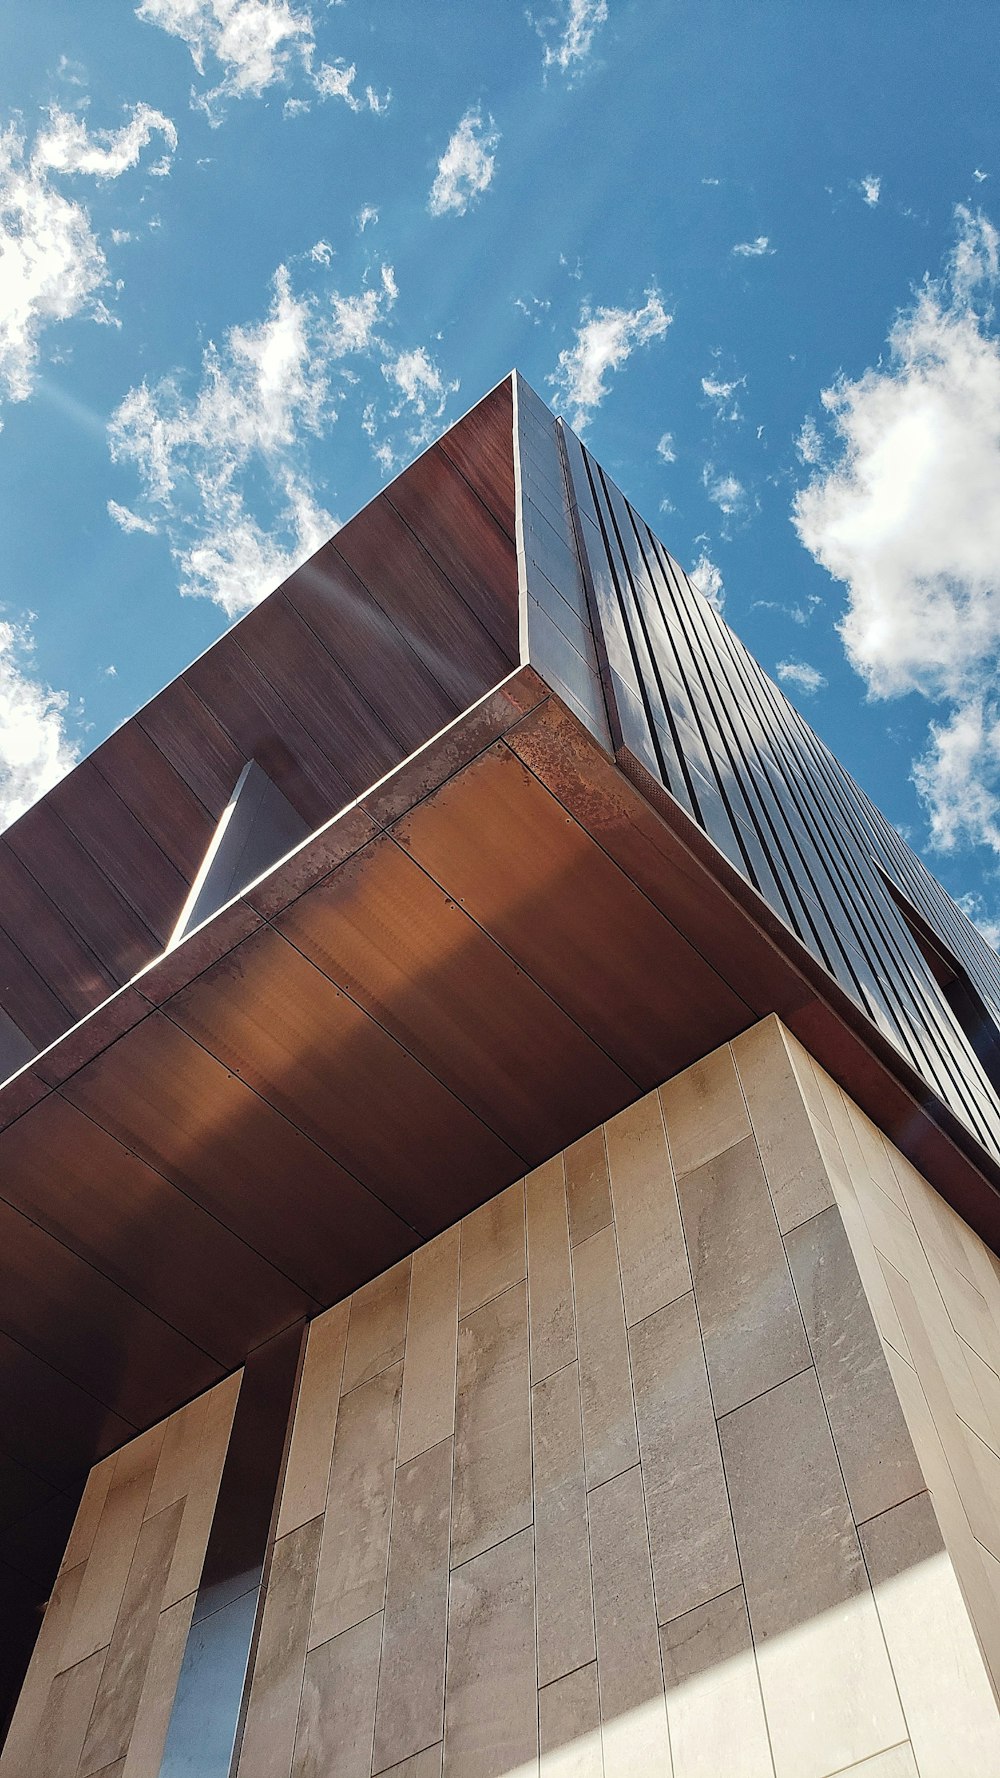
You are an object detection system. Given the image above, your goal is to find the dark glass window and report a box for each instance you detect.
[883,874,1000,1100]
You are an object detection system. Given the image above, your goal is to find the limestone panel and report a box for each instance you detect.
[451,1281,531,1568]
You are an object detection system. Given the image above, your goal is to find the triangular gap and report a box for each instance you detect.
[0,1005,34,1082]
[169,760,310,948]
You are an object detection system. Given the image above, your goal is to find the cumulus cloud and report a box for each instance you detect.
[135,0,387,121]
[689,551,724,613]
[538,0,609,74]
[776,659,827,695]
[794,205,1000,854]
[860,174,881,207]
[34,102,177,179]
[429,109,499,218]
[0,620,77,829]
[549,288,671,430]
[731,235,774,258]
[109,255,455,603]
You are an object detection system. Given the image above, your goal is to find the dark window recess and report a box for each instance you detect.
[170,761,310,946]
[0,1006,34,1083]
[883,875,1000,1099]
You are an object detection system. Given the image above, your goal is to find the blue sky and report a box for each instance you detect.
[1,0,1000,938]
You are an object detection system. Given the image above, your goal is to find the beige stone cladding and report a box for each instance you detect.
[15,1012,1000,1778]
[0,1370,239,1778]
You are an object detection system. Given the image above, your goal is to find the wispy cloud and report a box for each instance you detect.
[859,174,881,207]
[35,103,177,179]
[109,254,458,609]
[0,618,77,828]
[656,431,676,463]
[135,0,388,122]
[537,0,609,74]
[795,415,824,466]
[689,551,724,613]
[701,371,745,422]
[794,205,1000,853]
[549,288,671,429]
[731,235,774,258]
[428,109,499,218]
[776,659,827,695]
[0,102,167,408]
[702,463,746,516]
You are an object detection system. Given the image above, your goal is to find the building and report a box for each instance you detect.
[3,370,1000,1774]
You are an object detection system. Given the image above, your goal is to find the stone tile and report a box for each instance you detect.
[377,1749,443,1778]
[720,1368,905,1778]
[372,1438,452,1775]
[881,1257,999,1511]
[538,1662,602,1778]
[677,1135,810,1417]
[888,1149,976,1283]
[782,1032,836,1136]
[459,1181,526,1319]
[842,1100,908,1214]
[605,1089,690,1325]
[60,1422,165,1670]
[526,1155,576,1384]
[0,1560,86,1772]
[532,1362,595,1687]
[860,1490,1000,1776]
[278,1301,349,1537]
[660,1586,772,1778]
[398,1226,460,1467]
[731,1018,834,1231]
[342,1259,411,1394]
[962,1421,1000,1562]
[571,1225,638,1490]
[827,1749,917,1778]
[239,1516,323,1778]
[79,1498,184,1774]
[452,1282,531,1568]
[310,1362,401,1648]
[934,1256,1000,1372]
[587,1464,669,1778]
[629,1292,739,1624]
[785,1206,924,1524]
[961,1339,1000,1455]
[121,1593,196,1778]
[443,1527,536,1778]
[293,1612,383,1778]
[829,1164,912,1363]
[32,1649,107,1778]
[564,1126,612,1247]
[59,1453,116,1574]
[158,1373,241,1608]
[659,1043,750,1175]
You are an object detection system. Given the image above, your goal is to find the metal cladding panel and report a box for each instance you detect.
[559,424,1000,1166]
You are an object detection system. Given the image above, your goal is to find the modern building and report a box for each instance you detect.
[3,371,1000,1775]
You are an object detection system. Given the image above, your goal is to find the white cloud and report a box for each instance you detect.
[974,168,989,184]
[356,204,378,232]
[702,371,745,421]
[795,415,824,466]
[794,205,1000,855]
[0,124,107,405]
[108,498,158,534]
[732,235,774,258]
[702,463,745,516]
[0,619,77,829]
[428,109,499,218]
[109,254,453,601]
[689,551,724,613]
[309,239,333,266]
[549,288,671,430]
[35,103,177,180]
[656,430,676,463]
[136,0,386,120]
[109,263,335,614]
[539,0,609,74]
[776,659,827,695]
[860,174,881,207]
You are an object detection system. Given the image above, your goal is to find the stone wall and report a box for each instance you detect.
[8,1015,1000,1777]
